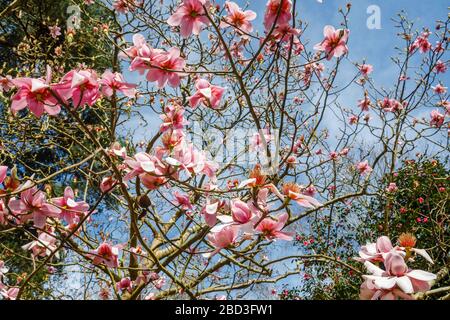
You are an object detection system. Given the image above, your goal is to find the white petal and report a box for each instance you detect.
[411,248,434,264]
[141,161,155,172]
[407,269,437,281]
[373,277,397,290]
[396,276,414,294]
[364,261,385,276]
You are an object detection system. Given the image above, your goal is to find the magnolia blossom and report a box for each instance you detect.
[280,182,322,209]
[356,235,433,265]
[434,60,447,74]
[22,230,58,258]
[411,32,432,54]
[116,277,133,293]
[430,110,445,127]
[211,199,258,233]
[201,200,219,227]
[379,97,404,113]
[89,242,121,268]
[167,0,210,38]
[8,185,61,228]
[314,25,349,60]
[356,160,372,176]
[0,75,13,92]
[99,70,136,98]
[204,225,239,258]
[173,191,193,210]
[220,1,257,34]
[432,84,447,95]
[54,69,100,107]
[100,176,117,193]
[11,67,61,117]
[146,48,186,88]
[255,212,292,241]
[263,0,292,31]
[189,79,225,109]
[358,96,371,112]
[361,251,436,300]
[160,104,189,132]
[358,64,373,76]
[0,287,19,300]
[52,187,89,225]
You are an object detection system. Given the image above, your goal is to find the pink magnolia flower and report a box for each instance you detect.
[432,84,447,95]
[0,287,19,300]
[356,160,372,176]
[52,187,89,225]
[122,34,152,60]
[116,277,133,293]
[189,79,225,109]
[204,225,239,258]
[100,176,118,193]
[250,129,273,151]
[201,200,219,227]
[55,69,100,107]
[22,230,58,258]
[280,182,322,209]
[359,64,373,76]
[314,25,349,60]
[48,25,61,39]
[358,96,371,112]
[361,251,436,300]
[356,235,433,265]
[174,191,193,210]
[211,199,257,233]
[99,70,136,98]
[379,97,404,113]
[113,0,137,13]
[348,115,358,125]
[11,69,61,117]
[124,152,157,180]
[434,60,447,74]
[160,104,189,132]
[263,0,292,31]
[356,236,395,263]
[411,33,432,54]
[430,110,445,127]
[8,185,61,228]
[107,142,127,158]
[89,242,121,268]
[146,48,186,88]
[220,1,257,34]
[167,0,211,38]
[255,212,293,241]
[0,75,13,92]
[272,23,301,44]
[168,141,219,178]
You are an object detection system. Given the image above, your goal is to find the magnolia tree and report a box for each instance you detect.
[0,0,448,300]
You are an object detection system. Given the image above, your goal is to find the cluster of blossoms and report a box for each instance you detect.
[0,166,90,245]
[0,167,92,299]
[5,66,136,118]
[356,235,436,300]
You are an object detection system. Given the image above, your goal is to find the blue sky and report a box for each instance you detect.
[123,0,449,143]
